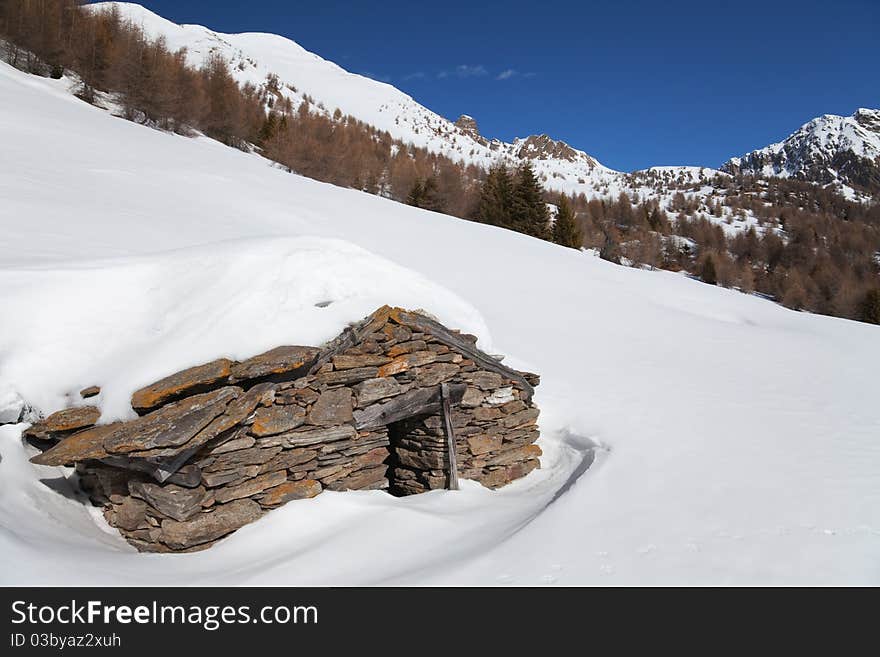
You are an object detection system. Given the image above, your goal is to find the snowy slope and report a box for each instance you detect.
[1,61,879,585]
[86,3,880,207]
[81,2,770,233]
[723,109,880,197]
[87,2,628,196]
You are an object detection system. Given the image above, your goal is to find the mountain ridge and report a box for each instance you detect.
[2,54,879,585]
[85,2,638,197]
[92,3,879,201]
[722,108,880,197]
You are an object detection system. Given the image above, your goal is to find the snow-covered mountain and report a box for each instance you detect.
[87,2,631,195]
[722,109,880,197]
[82,4,880,206]
[2,56,880,585]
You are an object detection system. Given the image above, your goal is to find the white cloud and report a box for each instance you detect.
[456,64,488,78]
[402,71,426,80]
[438,65,488,79]
[496,70,536,80]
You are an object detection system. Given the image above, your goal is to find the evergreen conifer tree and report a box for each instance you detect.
[406,179,425,207]
[859,288,880,324]
[476,165,513,228]
[511,163,549,239]
[701,253,718,285]
[407,177,445,212]
[552,194,583,249]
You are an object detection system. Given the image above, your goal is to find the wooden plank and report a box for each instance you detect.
[440,382,460,491]
[353,383,466,430]
[390,309,535,401]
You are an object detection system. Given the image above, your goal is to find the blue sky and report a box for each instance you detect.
[125,0,878,171]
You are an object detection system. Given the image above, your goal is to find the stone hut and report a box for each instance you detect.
[25,306,541,552]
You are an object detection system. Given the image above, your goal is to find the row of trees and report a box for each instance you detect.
[1,1,272,146]
[0,0,488,211]
[568,184,880,324]
[260,104,485,218]
[464,163,582,248]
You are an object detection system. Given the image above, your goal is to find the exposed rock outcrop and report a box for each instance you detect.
[721,108,880,196]
[454,114,487,145]
[516,134,591,164]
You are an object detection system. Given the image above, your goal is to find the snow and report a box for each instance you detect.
[723,108,880,199]
[85,2,623,197]
[0,386,25,424]
[2,60,880,585]
[0,238,489,424]
[82,2,851,231]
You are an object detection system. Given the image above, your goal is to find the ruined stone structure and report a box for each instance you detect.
[26,307,541,552]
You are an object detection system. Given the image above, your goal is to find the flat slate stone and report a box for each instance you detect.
[485,444,542,467]
[251,404,306,436]
[214,471,287,504]
[160,499,263,550]
[314,367,379,386]
[258,448,317,474]
[202,468,251,488]
[501,407,540,429]
[414,363,460,387]
[377,351,437,377]
[326,464,388,492]
[275,387,319,406]
[308,388,353,426]
[165,464,203,488]
[259,479,322,507]
[129,481,207,522]
[385,340,427,358]
[353,377,402,408]
[460,387,485,408]
[229,346,319,383]
[24,406,101,440]
[331,353,391,370]
[466,434,503,456]
[222,382,276,422]
[266,425,356,448]
[104,387,240,455]
[30,421,123,466]
[473,407,502,421]
[131,358,233,414]
[470,371,504,390]
[204,445,283,473]
[113,497,149,531]
[126,383,271,461]
[353,446,388,468]
[210,435,255,455]
[395,447,445,470]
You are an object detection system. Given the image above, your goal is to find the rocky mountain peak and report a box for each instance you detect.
[854,108,880,133]
[515,134,594,166]
[721,108,880,197]
[454,114,486,145]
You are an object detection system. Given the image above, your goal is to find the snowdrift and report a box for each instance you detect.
[1,61,878,584]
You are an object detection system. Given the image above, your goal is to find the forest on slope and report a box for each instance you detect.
[2,0,878,324]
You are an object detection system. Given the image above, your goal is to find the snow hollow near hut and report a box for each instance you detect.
[1,61,879,585]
